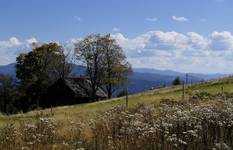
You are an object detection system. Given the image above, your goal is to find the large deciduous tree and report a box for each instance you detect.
[101,35,132,98]
[75,34,132,100]
[16,43,72,103]
[75,35,105,101]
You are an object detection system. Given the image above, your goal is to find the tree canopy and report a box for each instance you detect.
[16,43,71,102]
[173,77,181,86]
[75,34,132,99]
[100,34,132,98]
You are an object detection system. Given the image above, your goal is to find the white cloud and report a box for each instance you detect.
[111,33,148,50]
[187,32,208,50]
[146,17,158,22]
[209,31,233,51]
[26,38,38,44]
[0,37,38,65]
[112,27,120,32]
[2,31,233,73]
[112,31,208,52]
[144,31,189,50]
[0,37,21,49]
[172,16,189,22]
[111,31,233,73]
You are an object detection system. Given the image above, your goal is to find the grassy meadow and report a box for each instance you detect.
[1,77,233,149]
[0,77,233,127]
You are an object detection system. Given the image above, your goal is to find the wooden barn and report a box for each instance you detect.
[40,78,107,108]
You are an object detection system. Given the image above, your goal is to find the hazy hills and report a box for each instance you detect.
[0,63,228,94]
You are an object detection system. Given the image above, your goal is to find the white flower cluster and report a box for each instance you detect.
[1,93,233,149]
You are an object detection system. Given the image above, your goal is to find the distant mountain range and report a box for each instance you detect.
[0,63,16,76]
[134,68,227,80]
[130,68,228,93]
[0,63,229,94]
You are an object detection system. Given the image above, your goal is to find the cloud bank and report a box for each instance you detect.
[0,37,37,65]
[111,31,233,73]
[1,31,233,73]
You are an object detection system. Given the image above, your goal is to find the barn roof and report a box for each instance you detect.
[62,78,107,98]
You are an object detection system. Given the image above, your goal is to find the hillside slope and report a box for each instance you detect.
[0,63,227,95]
[1,76,233,149]
[0,76,233,127]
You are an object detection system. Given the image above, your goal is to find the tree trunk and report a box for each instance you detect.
[91,84,97,102]
[3,88,7,114]
[107,84,112,99]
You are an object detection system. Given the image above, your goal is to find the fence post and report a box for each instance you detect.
[125,87,128,108]
[182,81,185,101]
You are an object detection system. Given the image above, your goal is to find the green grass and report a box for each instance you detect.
[1,76,233,127]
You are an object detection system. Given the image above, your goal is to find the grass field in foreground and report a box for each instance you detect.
[0,76,233,127]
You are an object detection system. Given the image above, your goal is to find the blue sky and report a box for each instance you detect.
[1,0,233,40]
[1,0,233,73]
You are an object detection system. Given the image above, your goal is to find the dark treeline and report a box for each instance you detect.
[0,34,132,114]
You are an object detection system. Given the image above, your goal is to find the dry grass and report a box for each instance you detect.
[1,93,233,149]
[1,77,233,127]
[1,77,233,149]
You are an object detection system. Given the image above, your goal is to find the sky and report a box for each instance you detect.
[1,0,233,74]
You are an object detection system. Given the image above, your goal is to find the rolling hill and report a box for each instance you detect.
[0,75,233,127]
[0,76,233,149]
[0,63,228,94]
